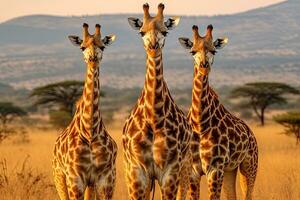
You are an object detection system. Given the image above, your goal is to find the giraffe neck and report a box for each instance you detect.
[190,66,219,133]
[75,62,103,142]
[143,50,168,123]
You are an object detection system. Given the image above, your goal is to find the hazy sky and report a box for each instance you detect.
[0,0,285,22]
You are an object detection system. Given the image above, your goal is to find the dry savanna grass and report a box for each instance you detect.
[0,122,299,200]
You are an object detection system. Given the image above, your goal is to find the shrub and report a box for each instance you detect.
[274,112,300,145]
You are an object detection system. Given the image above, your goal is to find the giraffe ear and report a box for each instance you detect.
[128,17,143,30]
[165,17,180,30]
[178,37,193,49]
[102,34,116,46]
[68,35,83,46]
[213,37,228,49]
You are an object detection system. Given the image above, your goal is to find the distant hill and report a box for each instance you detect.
[0,0,299,89]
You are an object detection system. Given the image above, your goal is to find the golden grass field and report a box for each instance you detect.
[0,122,299,200]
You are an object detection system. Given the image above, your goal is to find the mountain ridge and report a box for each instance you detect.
[1,0,290,25]
[0,0,299,89]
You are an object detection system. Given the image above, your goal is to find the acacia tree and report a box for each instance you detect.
[230,82,299,126]
[30,80,84,116]
[0,102,27,142]
[274,112,300,145]
[30,80,104,128]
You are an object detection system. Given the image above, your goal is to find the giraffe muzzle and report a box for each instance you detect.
[149,42,160,50]
[200,61,210,68]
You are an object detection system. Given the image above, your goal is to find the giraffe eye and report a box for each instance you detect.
[100,46,105,51]
[139,31,145,37]
[210,50,217,55]
[190,51,196,56]
[161,31,168,37]
[80,47,86,51]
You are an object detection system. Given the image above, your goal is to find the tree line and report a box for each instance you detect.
[0,81,300,144]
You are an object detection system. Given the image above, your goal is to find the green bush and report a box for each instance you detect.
[274,112,300,145]
[0,102,27,143]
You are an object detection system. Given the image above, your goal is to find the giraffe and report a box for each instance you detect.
[52,23,117,200]
[123,3,193,200]
[178,25,258,200]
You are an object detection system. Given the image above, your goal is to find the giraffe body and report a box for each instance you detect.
[52,23,117,200]
[53,119,117,199]
[188,73,258,200]
[123,4,193,200]
[123,53,192,200]
[179,25,258,200]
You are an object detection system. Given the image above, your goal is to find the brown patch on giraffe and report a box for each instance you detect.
[164,95,171,110]
[169,104,177,119]
[228,128,235,140]
[201,140,212,150]
[212,146,219,156]
[219,136,228,147]
[136,110,144,126]
[128,121,139,137]
[215,109,222,120]
[201,118,210,133]
[201,152,212,164]
[219,121,227,132]
[155,108,165,121]
[210,128,220,144]
[166,136,177,149]
[139,139,152,152]
[201,97,209,108]
[236,142,243,151]
[167,149,178,163]
[201,108,210,120]
[223,117,233,127]
[241,132,248,141]
[210,116,219,127]
[210,100,216,111]
[231,152,240,160]
[218,145,227,156]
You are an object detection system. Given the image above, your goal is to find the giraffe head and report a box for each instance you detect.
[178,25,228,72]
[128,3,180,56]
[68,23,116,64]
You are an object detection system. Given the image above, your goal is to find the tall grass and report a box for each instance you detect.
[0,123,299,199]
[0,156,56,200]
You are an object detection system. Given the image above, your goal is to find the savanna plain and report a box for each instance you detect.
[0,121,299,200]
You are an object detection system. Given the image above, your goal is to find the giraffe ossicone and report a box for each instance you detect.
[179,25,258,200]
[52,23,117,200]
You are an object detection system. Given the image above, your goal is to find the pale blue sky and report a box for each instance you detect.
[0,0,285,22]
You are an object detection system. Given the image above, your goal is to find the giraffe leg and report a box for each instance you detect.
[222,169,237,200]
[53,168,69,200]
[96,166,116,200]
[84,185,96,200]
[189,172,201,200]
[160,165,181,200]
[125,164,151,200]
[177,156,192,200]
[239,149,258,200]
[161,177,179,200]
[206,168,224,200]
[66,175,85,200]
